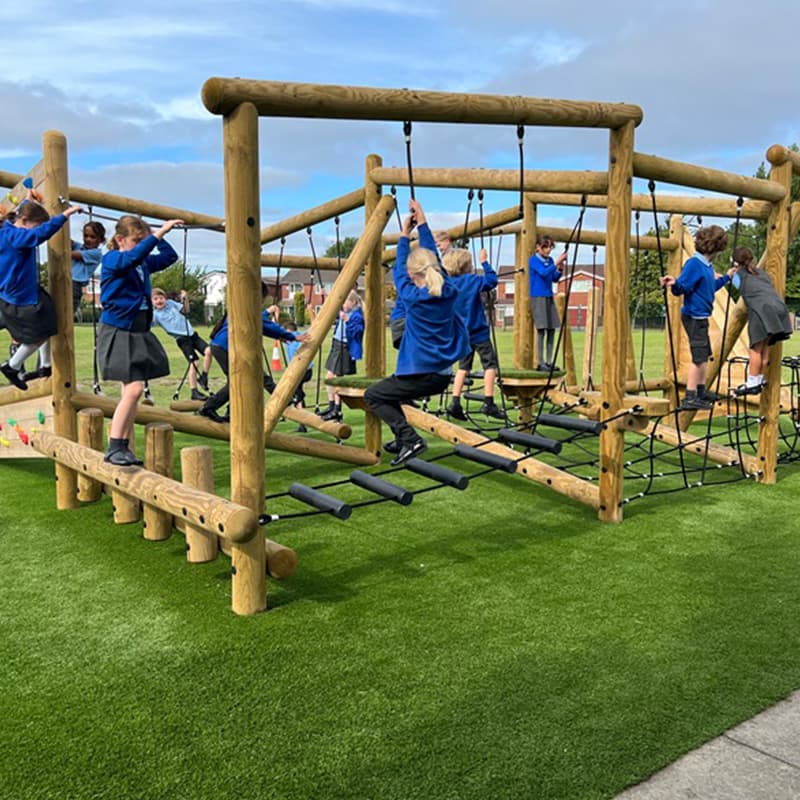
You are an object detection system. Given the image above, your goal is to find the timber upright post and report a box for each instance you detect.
[363,153,384,456]
[224,102,267,614]
[598,121,635,522]
[757,152,792,484]
[43,130,79,509]
[516,199,536,369]
[664,214,685,410]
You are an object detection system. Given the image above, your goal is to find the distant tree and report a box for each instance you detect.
[293,291,306,326]
[323,236,358,261]
[628,224,670,324]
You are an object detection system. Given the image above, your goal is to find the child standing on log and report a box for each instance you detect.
[364,199,469,466]
[730,246,792,396]
[443,247,505,421]
[529,233,567,371]
[71,221,106,315]
[659,225,734,411]
[98,216,183,465]
[0,192,83,390]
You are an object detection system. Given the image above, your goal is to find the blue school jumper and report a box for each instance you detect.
[452,259,498,345]
[528,252,561,298]
[671,254,731,317]
[210,311,298,351]
[71,243,103,283]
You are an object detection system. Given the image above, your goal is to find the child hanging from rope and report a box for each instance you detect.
[443,247,505,421]
[365,198,469,466]
[198,281,310,423]
[98,216,183,465]
[730,246,792,396]
[151,287,212,400]
[529,233,568,371]
[319,289,364,422]
[72,221,106,315]
[659,225,735,411]
[0,191,83,391]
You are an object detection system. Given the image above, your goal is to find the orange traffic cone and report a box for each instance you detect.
[271,341,282,371]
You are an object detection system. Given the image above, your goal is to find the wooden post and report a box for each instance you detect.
[555,294,576,386]
[598,122,634,522]
[224,102,266,615]
[43,130,79,510]
[663,215,685,410]
[363,153,384,456]
[180,446,219,562]
[757,158,793,484]
[518,200,536,369]
[143,423,174,542]
[76,408,103,503]
[108,419,141,524]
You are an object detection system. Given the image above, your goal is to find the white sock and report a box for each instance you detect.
[9,343,39,370]
[39,341,51,368]
[746,374,761,387]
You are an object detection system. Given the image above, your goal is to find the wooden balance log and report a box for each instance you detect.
[169,398,351,439]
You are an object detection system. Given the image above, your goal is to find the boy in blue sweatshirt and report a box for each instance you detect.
[442,246,504,420]
[659,225,734,410]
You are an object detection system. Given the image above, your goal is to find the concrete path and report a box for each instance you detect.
[616,689,800,799]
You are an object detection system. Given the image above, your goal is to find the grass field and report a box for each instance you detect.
[2,323,800,800]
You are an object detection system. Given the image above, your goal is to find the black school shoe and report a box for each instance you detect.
[103,447,142,467]
[734,383,763,397]
[701,389,723,402]
[680,395,713,410]
[190,388,209,401]
[479,401,506,420]
[0,362,27,390]
[197,406,229,423]
[446,400,467,420]
[390,438,427,467]
[383,439,401,454]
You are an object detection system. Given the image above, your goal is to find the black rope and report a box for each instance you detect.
[87,205,102,395]
[516,124,525,217]
[461,188,475,247]
[390,186,403,230]
[307,226,326,411]
[585,244,598,391]
[478,189,485,248]
[403,121,416,227]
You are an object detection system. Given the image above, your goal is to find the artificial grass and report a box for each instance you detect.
[3,415,800,799]
[3,325,800,799]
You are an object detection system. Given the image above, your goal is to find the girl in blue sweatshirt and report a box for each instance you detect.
[529,234,568,371]
[320,290,365,421]
[443,246,504,421]
[0,193,83,391]
[365,199,469,466]
[98,215,183,465]
[659,225,733,410]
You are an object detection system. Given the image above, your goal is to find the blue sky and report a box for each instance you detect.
[2,0,798,267]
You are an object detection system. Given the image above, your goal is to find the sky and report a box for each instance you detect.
[3,0,799,268]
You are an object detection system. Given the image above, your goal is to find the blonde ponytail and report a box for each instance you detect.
[407,246,444,297]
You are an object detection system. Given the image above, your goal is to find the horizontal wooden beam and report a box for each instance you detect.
[632,152,785,202]
[260,188,365,244]
[202,78,644,129]
[0,169,224,229]
[482,223,678,252]
[0,377,52,407]
[70,392,378,465]
[261,253,342,271]
[370,166,608,195]
[31,429,259,542]
[382,204,521,246]
[522,192,772,220]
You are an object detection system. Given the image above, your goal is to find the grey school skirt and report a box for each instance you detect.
[0,287,58,343]
[530,296,560,330]
[97,312,170,382]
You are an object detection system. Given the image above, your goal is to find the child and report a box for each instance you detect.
[434,229,453,258]
[443,247,505,421]
[0,193,83,390]
[319,289,364,421]
[151,287,212,400]
[529,234,568,371]
[71,221,106,314]
[198,281,310,423]
[659,225,733,410]
[284,319,314,431]
[364,199,469,466]
[98,215,183,465]
[730,246,792,396]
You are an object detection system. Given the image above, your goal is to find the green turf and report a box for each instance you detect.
[2,325,800,799]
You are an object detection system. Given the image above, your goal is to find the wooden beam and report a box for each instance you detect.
[0,168,224,228]
[382,204,520,246]
[30,430,259,542]
[370,166,608,195]
[202,78,644,128]
[259,188,364,244]
[484,221,678,251]
[402,406,600,509]
[633,152,785,202]
[260,253,341,270]
[766,144,800,175]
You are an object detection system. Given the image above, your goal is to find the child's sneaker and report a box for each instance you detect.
[198,371,209,391]
[446,399,467,420]
[681,394,712,410]
[479,400,506,420]
[191,388,208,401]
[0,362,28,391]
